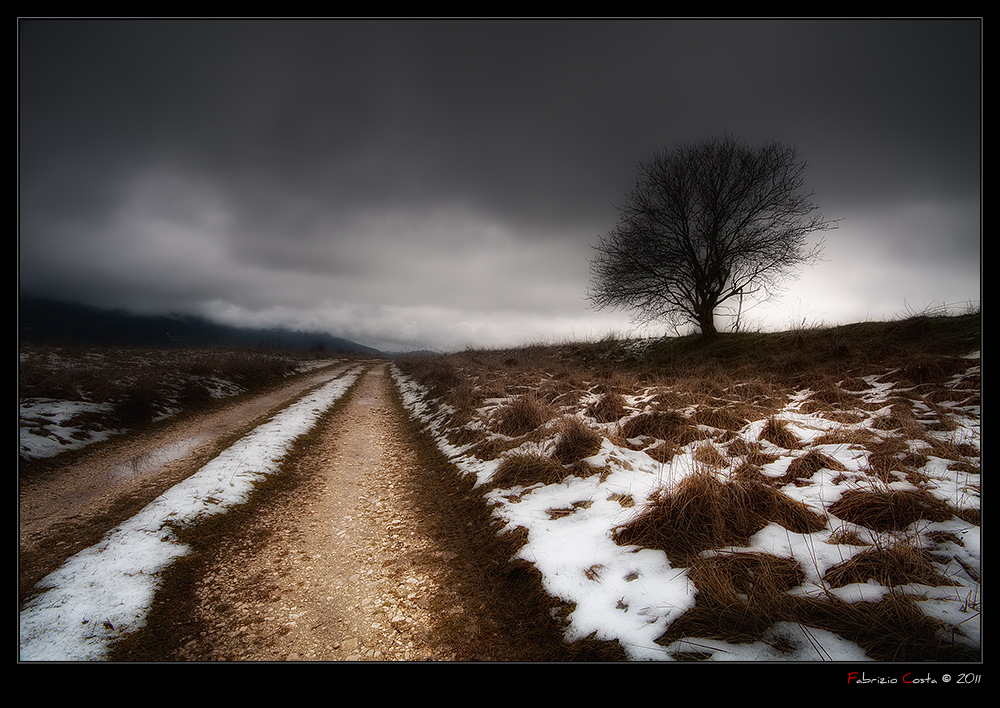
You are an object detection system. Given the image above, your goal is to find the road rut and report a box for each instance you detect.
[19,362,355,604]
[107,362,607,662]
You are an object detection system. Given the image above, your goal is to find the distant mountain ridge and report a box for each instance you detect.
[18,297,384,356]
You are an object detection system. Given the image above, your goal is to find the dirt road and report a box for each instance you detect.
[19,361,357,601]
[23,362,615,661]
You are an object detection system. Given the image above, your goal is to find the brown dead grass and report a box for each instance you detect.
[828,488,955,532]
[552,417,602,466]
[824,543,957,589]
[660,587,976,662]
[657,552,808,646]
[620,411,715,455]
[725,437,780,467]
[777,449,846,485]
[490,454,568,489]
[19,345,312,434]
[870,401,926,438]
[690,405,749,432]
[491,396,553,437]
[692,443,728,469]
[586,391,628,423]
[391,313,980,661]
[759,417,800,449]
[613,470,826,564]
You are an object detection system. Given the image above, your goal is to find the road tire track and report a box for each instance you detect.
[109,363,624,661]
[19,361,355,607]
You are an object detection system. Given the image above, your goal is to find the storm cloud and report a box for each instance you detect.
[19,18,981,351]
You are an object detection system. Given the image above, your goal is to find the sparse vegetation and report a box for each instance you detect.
[395,311,980,661]
[20,310,981,661]
[18,343,338,466]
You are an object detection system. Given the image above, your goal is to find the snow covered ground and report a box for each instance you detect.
[391,354,981,662]
[19,397,120,460]
[19,366,362,661]
[19,351,338,463]
[18,345,980,663]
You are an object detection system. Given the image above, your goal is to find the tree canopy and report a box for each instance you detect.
[589,136,836,336]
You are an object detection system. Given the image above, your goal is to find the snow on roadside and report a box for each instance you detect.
[19,366,362,662]
[391,367,697,660]
[19,398,120,460]
[391,361,981,662]
[18,354,340,462]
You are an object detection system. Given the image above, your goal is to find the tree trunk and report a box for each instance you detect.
[697,309,718,338]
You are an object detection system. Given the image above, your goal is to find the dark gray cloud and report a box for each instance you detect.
[19,18,981,351]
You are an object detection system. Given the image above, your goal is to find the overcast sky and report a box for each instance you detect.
[18,18,981,352]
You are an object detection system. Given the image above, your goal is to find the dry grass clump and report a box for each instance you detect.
[491,396,553,437]
[445,380,486,425]
[658,561,975,661]
[869,401,925,437]
[828,488,954,532]
[585,391,628,423]
[613,470,826,563]
[798,380,864,417]
[759,417,800,449]
[644,442,678,464]
[698,552,807,596]
[889,354,971,388]
[406,358,464,398]
[778,449,846,485]
[728,379,787,410]
[679,552,807,637]
[445,425,487,448]
[725,437,780,467]
[812,593,977,662]
[827,527,871,546]
[552,417,603,466]
[490,454,567,489]
[866,438,930,481]
[692,443,728,469]
[823,543,957,589]
[923,437,979,464]
[620,411,712,452]
[620,410,688,440]
[470,437,518,461]
[690,405,748,432]
[812,426,880,448]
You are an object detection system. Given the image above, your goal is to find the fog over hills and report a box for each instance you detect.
[18,297,385,357]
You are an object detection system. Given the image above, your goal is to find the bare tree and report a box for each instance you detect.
[589,136,836,337]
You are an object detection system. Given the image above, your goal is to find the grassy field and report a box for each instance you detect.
[394,311,981,661]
